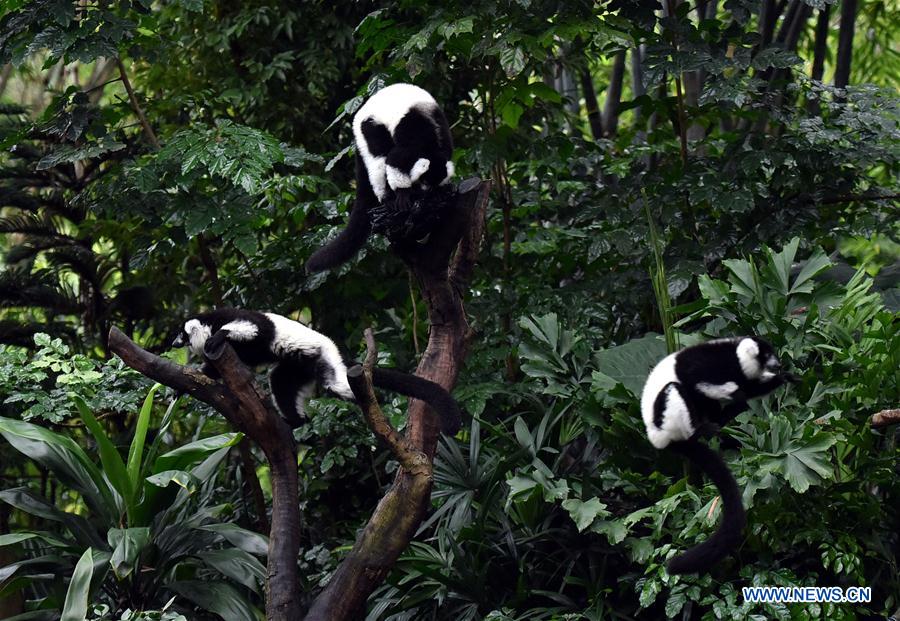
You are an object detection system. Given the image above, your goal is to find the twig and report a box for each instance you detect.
[116,58,160,150]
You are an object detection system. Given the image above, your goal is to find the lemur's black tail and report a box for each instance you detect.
[305,199,372,273]
[371,368,462,435]
[666,440,746,575]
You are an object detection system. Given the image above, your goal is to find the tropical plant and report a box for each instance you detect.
[0,386,265,619]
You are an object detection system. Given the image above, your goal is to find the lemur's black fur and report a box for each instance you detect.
[173,308,461,434]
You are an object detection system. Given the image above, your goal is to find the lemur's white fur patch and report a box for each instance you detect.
[641,353,686,448]
[647,383,695,449]
[221,320,259,341]
[366,158,388,201]
[736,338,761,379]
[293,381,316,419]
[184,319,212,355]
[263,313,354,400]
[697,381,739,401]
[409,158,430,183]
[386,165,412,190]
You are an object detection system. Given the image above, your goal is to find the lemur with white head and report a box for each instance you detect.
[172,308,461,435]
[640,337,796,574]
[306,83,455,272]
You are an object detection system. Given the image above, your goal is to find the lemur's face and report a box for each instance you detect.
[737,337,781,382]
[172,318,210,355]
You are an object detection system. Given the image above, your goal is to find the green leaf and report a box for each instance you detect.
[592,519,627,544]
[153,433,242,474]
[145,469,199,492]
[197,549,266,593]
[0,532,67,548]
[593,334,668,398]
[60,548,93,621]
[107,527,150,579]
[198,523,269,557]
[789,246,832,295]
[127,384,161,490]
[168,580,260,621]
[561,497,609,532]
[500,45,527,78]
[73,396,133,516]
[0,417,116,522]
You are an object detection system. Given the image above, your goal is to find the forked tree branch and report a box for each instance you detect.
[108,327,300,620]
[304,178,491,620]
[346,329,431,476]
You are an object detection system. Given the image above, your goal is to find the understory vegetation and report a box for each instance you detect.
[0,0,897,619]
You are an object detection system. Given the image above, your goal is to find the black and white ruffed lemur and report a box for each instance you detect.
[172,308,461,434]
[305,83,455,272]
[640,337,797,574]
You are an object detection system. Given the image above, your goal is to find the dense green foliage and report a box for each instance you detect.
[0,0,897,619]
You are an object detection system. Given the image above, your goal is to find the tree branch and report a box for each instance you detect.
[108,327,300,621]
[116,58,160,150]
[304,178,490,620]
[871,409,900,429]
[346,329,431,476]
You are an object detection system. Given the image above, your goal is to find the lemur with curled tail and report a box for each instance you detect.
[172,308,461,435]
[305,83,455,272]
[640,337,797,574]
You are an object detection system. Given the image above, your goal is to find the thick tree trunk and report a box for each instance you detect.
[303,179,491,620]
[810,6,831,81]
[579,69,604,140]
[602,50,627,138]
[834,0,858,89]
[631,44,646,127]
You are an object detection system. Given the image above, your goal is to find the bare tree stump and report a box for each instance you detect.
[304,178,491,620]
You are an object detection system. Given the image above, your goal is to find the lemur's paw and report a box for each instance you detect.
[440,161,455,185]
[386,165,412,191]
[409,158,431,182]
[204,330,228,356]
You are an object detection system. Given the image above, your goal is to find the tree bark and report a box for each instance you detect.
[810,6,831,81]
[631,44,646,127]
[108,328,300,620]
[579,69,604,140]
[602,50,627,138]
[833,0,858,89]
[871,409,900,428]
[303,179,490,620]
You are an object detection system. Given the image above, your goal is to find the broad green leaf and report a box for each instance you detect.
[561,497,609,532]
[167,580,260,621]
[73,396,133,517]
[0,532,67,548]
[197,549,266,593]
[198,524,269,557]
[593,333,668,398]
[0,417,116,522]
[145,470,199,492]
[60,548,93,621]
[107,527,150,579]
[766,237,799,295]
[789,246,833,295]
[127,384,161,490]
[592,519,627,544]
[153,433,242,474]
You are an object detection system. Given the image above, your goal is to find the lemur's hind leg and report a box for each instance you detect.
[269,359,318,428]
